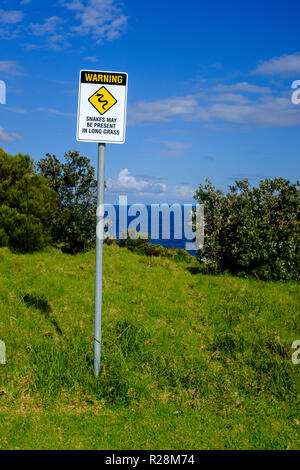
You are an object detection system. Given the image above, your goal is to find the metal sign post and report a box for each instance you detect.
[77,69,128,376]
[94,142,106,376]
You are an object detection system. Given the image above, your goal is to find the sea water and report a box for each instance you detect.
[106,205,198,256]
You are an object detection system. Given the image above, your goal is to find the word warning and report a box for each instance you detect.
[77,70,128,144]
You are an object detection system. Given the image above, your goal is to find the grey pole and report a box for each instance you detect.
[94,142,106,376]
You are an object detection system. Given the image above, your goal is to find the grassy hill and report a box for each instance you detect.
[0,244,299,450]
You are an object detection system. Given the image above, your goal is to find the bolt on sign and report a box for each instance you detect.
[77,70,128,144]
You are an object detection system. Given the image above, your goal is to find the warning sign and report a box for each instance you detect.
[77,70,128,144]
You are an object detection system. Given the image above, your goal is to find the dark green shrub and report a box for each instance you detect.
[0,207,49,252]
[37,151,98,254]
[194,178,300,281]
[103,236,118,246]
[172,248,195,262]
[119,230,151,253]
[146,244,171,257]
[0,227,8,247]
[0,149,57,251]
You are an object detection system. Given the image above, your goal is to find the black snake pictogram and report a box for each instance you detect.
[96,93,109,110]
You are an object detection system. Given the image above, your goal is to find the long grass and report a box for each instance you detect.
[0,244,299,449]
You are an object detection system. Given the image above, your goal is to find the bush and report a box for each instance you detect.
[172,247,195,262]
[194,178,300,281]
[119,230,151,253]
[146,244,171,257]
[0,149,57,251]
[37,151,98,253]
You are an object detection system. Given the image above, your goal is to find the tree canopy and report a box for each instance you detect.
[37,150,98,253]
[0,148,57,251]
[194,178,300,281]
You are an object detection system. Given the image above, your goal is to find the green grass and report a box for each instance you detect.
[0,244,299,449]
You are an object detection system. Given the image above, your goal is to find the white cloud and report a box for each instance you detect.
[128,95,200,125]
[63,0,128,43]
[134,173,165,181]
[37,107,76,117]
[84,56,98,62]
[0,125,22,143]
[0,1,127,49]
[253,53,300,77]
[0,9,24,24]
[195,97,300,126]
[30,16,66,36]
[206,93,250,104]
[107,168,167,195]
[129,91,300,128]
[0,61,23,75]
[106,169,195,201]
[174,185,195,199]
[2,106,26,114]
[30,16,71,50]
[212,82,271,93]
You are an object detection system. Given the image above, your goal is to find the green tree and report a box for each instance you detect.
[37,151,98,253]
[194,178,300,281]
[0,148,58,251]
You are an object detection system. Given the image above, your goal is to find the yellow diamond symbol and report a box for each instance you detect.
[88,86,117,115]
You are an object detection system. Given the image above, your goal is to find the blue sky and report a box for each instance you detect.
[0,0,300,204]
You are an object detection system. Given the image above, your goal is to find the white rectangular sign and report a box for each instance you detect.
[77,69,128,144]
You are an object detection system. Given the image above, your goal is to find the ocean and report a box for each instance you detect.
[105,204,198,256]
